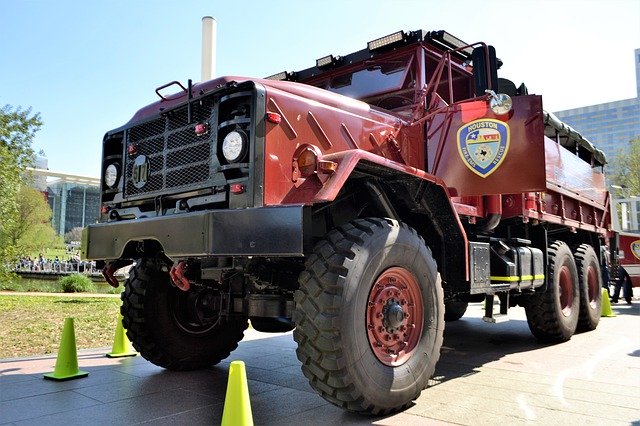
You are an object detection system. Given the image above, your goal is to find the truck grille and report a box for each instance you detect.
[124,98,217,199]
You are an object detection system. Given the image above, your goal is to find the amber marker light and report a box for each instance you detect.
[318,160,338,173]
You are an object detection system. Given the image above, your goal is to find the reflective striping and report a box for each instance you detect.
[490,274,545,282]
[490,276,520,282]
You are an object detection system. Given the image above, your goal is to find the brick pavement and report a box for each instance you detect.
[1,302,638,425]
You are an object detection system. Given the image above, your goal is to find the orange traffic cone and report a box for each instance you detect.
[106,314,137,358]
[44,318,89,381]
[221,361,253,426]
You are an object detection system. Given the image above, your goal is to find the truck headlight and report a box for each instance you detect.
[222,130,247,163]
[104,163,119,188]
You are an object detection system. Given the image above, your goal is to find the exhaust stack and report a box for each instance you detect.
[201,16,217,82]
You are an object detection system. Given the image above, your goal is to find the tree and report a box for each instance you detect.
[64,227,84,244]
[609,137,640,197]
[0,105,43,275]
[2,186,58,254]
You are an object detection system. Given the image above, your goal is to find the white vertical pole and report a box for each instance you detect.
[621,202,629,231]
[201,16,217,82]
[630,198,639,231]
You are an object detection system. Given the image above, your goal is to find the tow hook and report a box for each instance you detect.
[102,262,120,288]
[170,261,190,291]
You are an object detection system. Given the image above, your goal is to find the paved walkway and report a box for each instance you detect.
[1,302,638,425]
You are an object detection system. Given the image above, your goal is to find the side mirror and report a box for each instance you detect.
[472,46,498,96]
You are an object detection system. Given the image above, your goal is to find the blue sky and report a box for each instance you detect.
[1,0,639,177]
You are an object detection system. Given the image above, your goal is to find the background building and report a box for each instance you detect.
[28,168,100,237]
[554,48,640,234]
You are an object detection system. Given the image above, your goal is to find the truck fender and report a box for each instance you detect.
[314,149,469,287]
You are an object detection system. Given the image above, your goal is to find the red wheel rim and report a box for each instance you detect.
[558,265,574,316]
[366,267,424,366]
[586,265,598,309]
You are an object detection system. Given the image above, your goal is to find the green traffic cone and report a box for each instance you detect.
[106,314,137,358]
[221,361,253,426]
[44,318,89,381]
[601,288,616,317]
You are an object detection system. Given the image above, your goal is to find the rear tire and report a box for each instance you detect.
[525,241,579,342]
[293,218,444,415]
[121,258,248,370]
[574,244,602,331]
[250,317,295,333]
[444,299,468,321]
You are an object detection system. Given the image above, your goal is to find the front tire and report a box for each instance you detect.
[293,218,444,414]
[121,258,248,370]
[525,241,579,342]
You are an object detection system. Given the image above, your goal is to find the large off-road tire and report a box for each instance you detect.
[574,244,602,331]
[525,241,579,342]
[121,258,248,370]
[293,218,444,415]
[444,299,468,322]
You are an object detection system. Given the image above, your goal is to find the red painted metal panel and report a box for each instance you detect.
[427,95,547,197]
[261,83,423,206]
[544,137,607,205]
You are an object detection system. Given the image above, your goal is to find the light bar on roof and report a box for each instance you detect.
[316,55,336,68]
[439,31,473,55]
[265,71,289,81]
[367,31,406,51]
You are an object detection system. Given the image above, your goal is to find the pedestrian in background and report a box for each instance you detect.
[611,266,633,304]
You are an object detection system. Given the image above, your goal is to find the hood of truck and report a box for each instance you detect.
[127,76,404,126]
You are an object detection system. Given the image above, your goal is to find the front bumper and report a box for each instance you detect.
[82,205,308,260]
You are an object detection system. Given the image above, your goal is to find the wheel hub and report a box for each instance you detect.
[558,265,574,317]
[382,300,405,332]
[366,267,424,366]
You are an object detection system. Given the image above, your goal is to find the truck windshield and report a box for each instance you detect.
[311,55,414,101]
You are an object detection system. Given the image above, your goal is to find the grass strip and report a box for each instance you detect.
[0,295,121,359]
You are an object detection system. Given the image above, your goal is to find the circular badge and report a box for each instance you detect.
[132,155,150,189]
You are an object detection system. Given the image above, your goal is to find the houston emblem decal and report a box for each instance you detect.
[632,239,640,261]
[457,118,510,178]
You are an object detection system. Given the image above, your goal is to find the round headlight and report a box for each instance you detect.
[104,164,119,188]
[222,130,247,163]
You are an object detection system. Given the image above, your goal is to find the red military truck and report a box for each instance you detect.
[82,30,614,414]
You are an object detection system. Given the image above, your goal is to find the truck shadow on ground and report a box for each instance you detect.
[430,310,543,387]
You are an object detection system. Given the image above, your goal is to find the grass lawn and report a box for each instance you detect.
[0,295,122,359]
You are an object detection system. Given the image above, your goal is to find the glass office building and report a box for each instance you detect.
[554,48,640,163]
[28,167,100,236]
[47,181,100,236]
